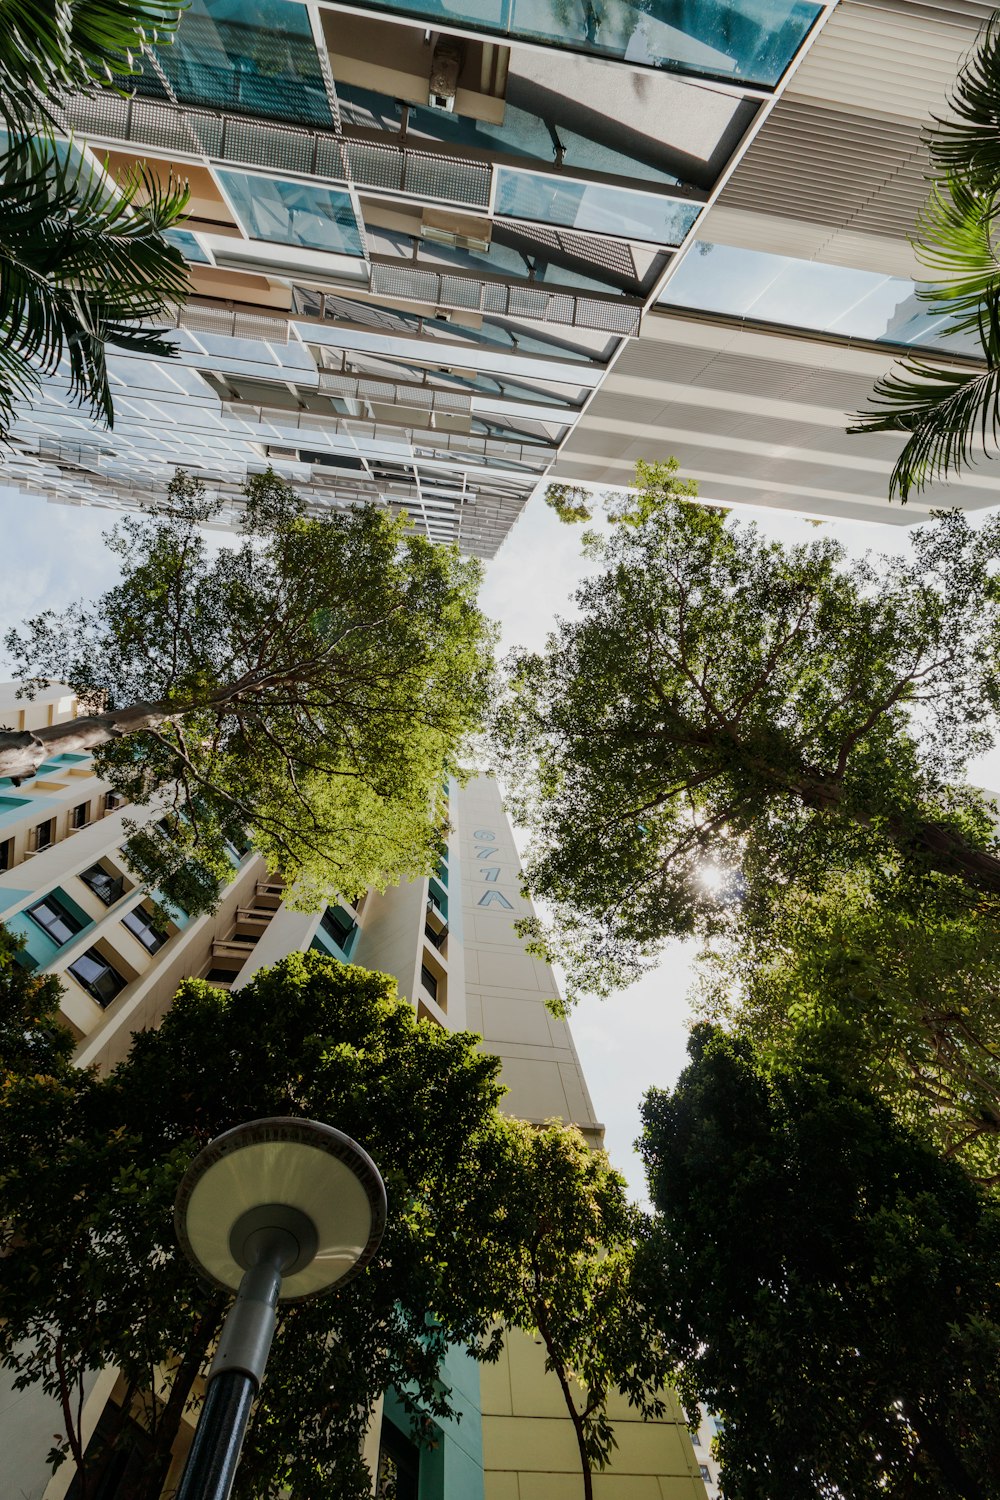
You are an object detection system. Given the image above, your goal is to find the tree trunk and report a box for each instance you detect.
[0,701,178,783]
[120,1311,222,1500]
[901,1399,986,1500]
[532,1303,593,1500]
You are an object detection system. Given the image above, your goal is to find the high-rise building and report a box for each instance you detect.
[0,685,709,1499]
[5,0,835,554]
[558,0,997,524]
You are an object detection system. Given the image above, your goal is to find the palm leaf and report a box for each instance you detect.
[928,16,1000,192]
[849,292,1000,501]
[0,0,186,136]
[0,134,190,433]
[912,174,1000,330]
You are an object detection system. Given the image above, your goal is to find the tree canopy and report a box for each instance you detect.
[639,1025,1000,1500]
[493,460,1000,1001]
[2,471,494,915]
[493,1119,669,1500]
[0,951,517,1500]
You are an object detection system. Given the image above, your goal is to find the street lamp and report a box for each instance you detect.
[173,1117,387,1500]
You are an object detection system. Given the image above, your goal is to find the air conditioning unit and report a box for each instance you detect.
[428,35,463,111]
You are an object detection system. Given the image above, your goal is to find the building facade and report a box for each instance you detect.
[558,0,1000,524]
[0,686,708,1498]
[6,0,836,553]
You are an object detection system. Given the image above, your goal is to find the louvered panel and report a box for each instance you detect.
[787,0,983,122]
[717,100,929,238]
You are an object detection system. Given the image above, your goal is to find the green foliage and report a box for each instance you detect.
[493,1121,669,1499]
[0,0,185,140]
[0,925,74,1079]
[492,460,1000,1001]
[0,138,190,435]
[852,18,1000,498]
[0,952,515,1499]
[0,0,189,433]
[544,483,593,524]
[699,875,1000,1187]
[3,471,495,915]
[640,1026,1000,1500]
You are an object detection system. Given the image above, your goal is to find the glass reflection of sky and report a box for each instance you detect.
[219,172,365,257]
[153,0,333,127]
[362,0,820,87]
[163,228,213,265]
[661,242,981,356]
[496,168,700,244]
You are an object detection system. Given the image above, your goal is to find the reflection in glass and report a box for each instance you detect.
[358,0,821,86]
[309,293,615,364]
[661,242,982,356]
[219,172,365,256]
[496,168,700,243]
[163,228,213,264]
[336,79,682,188]
[368,224,629,293]
[152,0,334,127]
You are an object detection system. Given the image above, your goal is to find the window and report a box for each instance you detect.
[71,801,90,829]
[217,170,365,256]
[700,1465,711,1481]
[80,864,125,907]
[121,904,167,954]
[68,948,127,1007]
[320,906,356,952]
[34,818,54,850]
[104,791,125,812]
[27,893,84,946]
[420,964,438,1002]
[0,837,11,871]
[424,921,447,951]
[376,1419,420,1500]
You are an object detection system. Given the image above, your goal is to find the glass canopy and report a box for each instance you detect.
[495,168,700,244]
[661,242,982,356]
[356,0,822,87]
[219,172,365,256]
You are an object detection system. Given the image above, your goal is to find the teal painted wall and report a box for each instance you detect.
[383,1343,485,1500]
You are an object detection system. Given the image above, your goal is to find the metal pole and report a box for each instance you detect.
[175,1235,292,1500]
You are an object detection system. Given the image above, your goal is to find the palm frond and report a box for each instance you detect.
[0,0,186,136]
[850,292,1000,501]
[912,174,1000,328]
[928,16,1000,193]
[0,134,190,433]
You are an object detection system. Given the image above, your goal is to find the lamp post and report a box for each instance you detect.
[173,1117,387,1500]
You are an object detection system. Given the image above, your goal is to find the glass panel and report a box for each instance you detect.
[80,864,126,906]
[336,78,682,188]
[122,906,167,953]
[218,172,365,256]
[495,168,700,244]
[68,949,127,1007]
[311,293,613,363]
[661,242,982,357]
[163,228,213,265]
[368,225,625,292]
[27,896,83,946]
[153,0,334,127]
[356,0,820,87]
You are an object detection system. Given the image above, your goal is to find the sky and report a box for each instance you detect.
[4,479,1000,1198]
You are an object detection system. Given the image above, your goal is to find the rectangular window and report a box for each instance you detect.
[79,864,125,907]
[420,964,438,1002]
[320,906,355,952]
[121,905,167,954]
[423,922,447,951]
[34,819,54,850]
[68,948,127,1007]
[71,801,90,829]
[104,791,125,812]
[27,894,84,946]
[496,167,701,245]
[217,170,365,257]
[0,837,12,871]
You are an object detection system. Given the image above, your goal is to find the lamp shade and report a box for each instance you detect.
[174,1118,387,1300]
